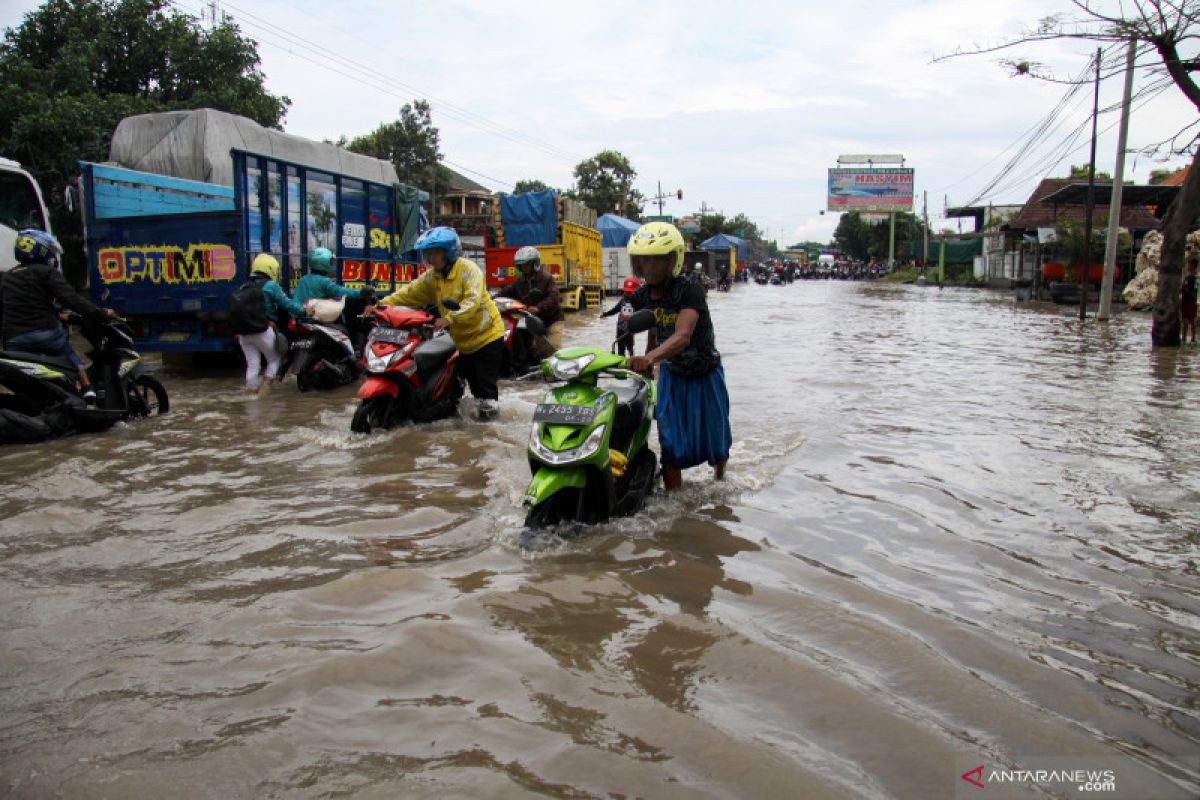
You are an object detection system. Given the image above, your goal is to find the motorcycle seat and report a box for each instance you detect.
[0,349,78,373]
[413,334,456,375]
[608,379,649,454]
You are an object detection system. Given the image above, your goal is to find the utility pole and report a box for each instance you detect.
[1080,47,1102,322]
[888,211,896,268]
[1098,37,1136,321]
[649,181,682,216]
[922,191,929,267]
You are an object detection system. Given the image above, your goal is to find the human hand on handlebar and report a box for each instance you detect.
[626,355,654,374]
[432,317,449,332]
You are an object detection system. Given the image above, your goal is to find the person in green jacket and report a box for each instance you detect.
[293,248,371,307]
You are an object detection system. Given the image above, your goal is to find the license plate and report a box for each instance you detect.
[533,403,596,425]
[372,328,409,345]
[291,338,313,350]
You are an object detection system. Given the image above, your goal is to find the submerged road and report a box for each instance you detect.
[2,282,1198,798]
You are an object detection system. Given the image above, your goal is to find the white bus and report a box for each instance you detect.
[0,157,51,272]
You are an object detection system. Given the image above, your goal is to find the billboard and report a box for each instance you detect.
[827,168,914,212]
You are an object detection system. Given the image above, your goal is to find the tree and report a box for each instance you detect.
[1149,167,1181,184]
[512,179,554,194]
[573,150,644,218]
[937,1,1200,346]
[346,100,448,191]
[1068,163,1112,180]
[0,0,290,282]
[833,211,930,261]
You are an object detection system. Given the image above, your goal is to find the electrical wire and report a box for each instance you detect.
[169,0,585,167]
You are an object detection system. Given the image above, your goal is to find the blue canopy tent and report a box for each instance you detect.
[597,213,641,248]
[700,233,746,262]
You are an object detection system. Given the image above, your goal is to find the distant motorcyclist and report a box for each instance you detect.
[691,263,712,291]
[601,276,641,357]
[374,226,505,420]
[0,229,115,403]
[498,246,564,350]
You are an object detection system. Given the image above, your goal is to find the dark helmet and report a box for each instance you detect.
[14,229,63,270]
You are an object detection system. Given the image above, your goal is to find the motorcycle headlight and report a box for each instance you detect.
[529,423,607,465]
[547,353,595,381]
[366,348,397,373]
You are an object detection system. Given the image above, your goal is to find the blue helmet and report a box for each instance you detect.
[414,226,461,264]
[14,229,63,270]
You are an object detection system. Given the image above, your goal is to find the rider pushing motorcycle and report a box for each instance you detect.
[373,227,506,420]
[0,229,116,403]
[497,246,564,351]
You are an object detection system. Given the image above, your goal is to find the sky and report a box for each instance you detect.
[3,0,1197,245]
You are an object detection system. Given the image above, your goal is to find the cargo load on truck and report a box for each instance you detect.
[484,191,602,310]
[82,109,425,353]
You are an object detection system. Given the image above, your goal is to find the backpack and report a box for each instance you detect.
[228,275,269,335]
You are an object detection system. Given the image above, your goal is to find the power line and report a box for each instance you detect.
[216,0,583,163]
[169,0,584,166]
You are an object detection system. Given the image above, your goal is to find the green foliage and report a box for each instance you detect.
[346,100,448,190]
[1149,168,1178,185]
[0,0,290,281]
[1052,219,1108,266]
[1066,163,1112,180]
[512,179,555,194]
[833,211,930,261]
[572,150,644,218]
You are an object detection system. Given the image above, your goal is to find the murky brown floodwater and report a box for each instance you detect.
[2,282,1198,799]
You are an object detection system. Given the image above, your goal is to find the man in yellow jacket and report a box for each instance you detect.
[376,226,506,419]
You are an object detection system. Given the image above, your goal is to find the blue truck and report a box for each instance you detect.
[80,148,423,352]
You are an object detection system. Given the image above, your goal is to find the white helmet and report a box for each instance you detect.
[514,246,542,271]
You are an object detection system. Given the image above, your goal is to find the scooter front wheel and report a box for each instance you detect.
[351,395,402,433]
[127,375,169,417]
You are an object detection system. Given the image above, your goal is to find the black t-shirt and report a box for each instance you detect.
[631,276,720,377]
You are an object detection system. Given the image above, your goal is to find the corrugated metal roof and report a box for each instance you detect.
[1003,177,1161,231]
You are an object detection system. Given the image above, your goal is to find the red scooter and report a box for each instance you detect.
[493,295,549,378]
[349,305,463,433]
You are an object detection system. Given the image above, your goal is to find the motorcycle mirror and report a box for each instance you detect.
[623,309,655,336]
[440,298,461,311]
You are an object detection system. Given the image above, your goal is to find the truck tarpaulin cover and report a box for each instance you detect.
[597,213,641,248]
[700,233,746,261]
[500,191,558,247]
[108,108,401,188]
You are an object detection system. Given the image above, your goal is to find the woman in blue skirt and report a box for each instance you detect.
[625,222,732,490]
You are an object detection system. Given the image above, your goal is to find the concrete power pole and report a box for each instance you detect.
[1098,37,1137,321]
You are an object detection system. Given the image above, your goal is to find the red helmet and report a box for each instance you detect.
[622,277,640,292]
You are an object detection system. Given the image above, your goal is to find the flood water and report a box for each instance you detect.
[2,282,1198,799]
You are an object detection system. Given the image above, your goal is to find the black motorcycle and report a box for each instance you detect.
[0,315,168,444]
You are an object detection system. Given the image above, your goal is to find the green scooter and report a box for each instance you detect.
[523,309,659,530]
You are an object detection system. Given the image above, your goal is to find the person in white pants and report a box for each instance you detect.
[238,326,287,392]
[235,254,307,394]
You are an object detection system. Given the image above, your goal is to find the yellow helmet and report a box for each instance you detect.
[251,253,280,283]
[628,222,685,277]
